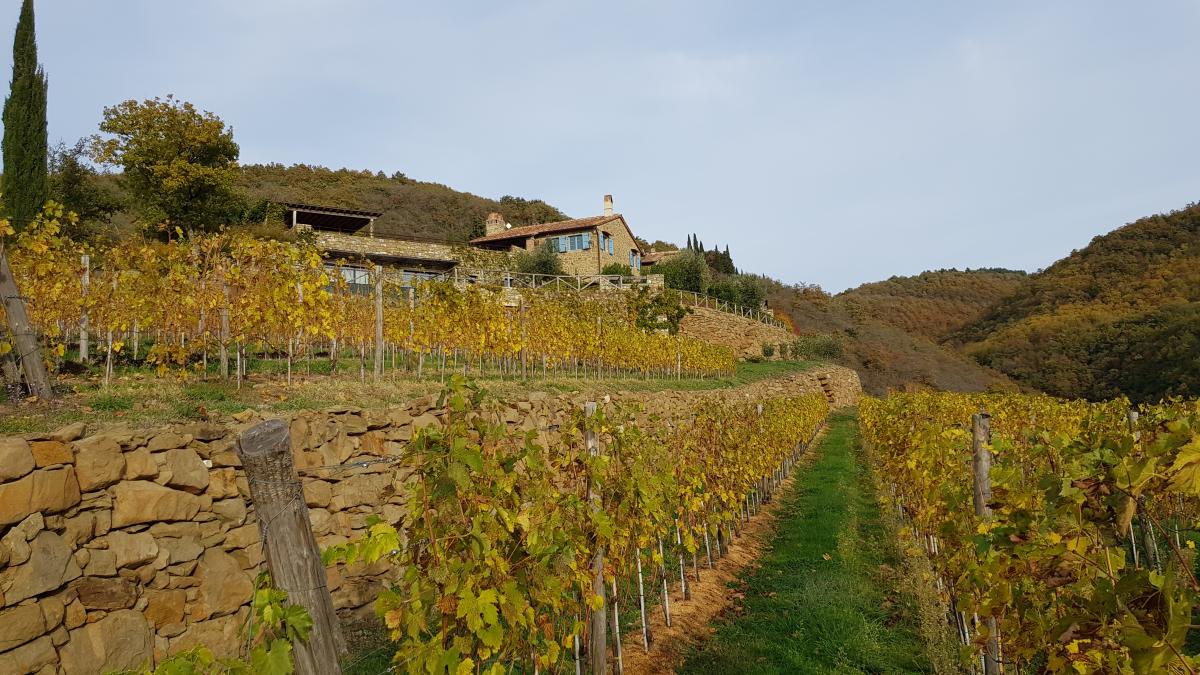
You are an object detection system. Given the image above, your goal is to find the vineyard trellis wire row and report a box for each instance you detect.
[299,380,831,674]
[861,392,1200,674]
[0,210,736,387]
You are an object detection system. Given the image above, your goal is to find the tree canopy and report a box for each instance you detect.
[91,95,241,234]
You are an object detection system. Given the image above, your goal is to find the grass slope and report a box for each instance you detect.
[679,412,931,674]
[0,359,819,435]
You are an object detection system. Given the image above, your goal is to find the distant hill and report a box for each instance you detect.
[951,201,1200,402]
[765,280,1016,396]
[239,164,568,242]
[837,269,1027,341]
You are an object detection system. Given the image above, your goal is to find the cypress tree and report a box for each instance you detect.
[2,0,48,230]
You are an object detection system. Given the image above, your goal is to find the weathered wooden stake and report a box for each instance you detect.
[972,413,1000,675]
[374,266,384,383]
[636,550,651,651]
[79,254,90,362]
[0,247,53,399]
[585,401,606,675]
[236,419,344,675]
[219,282,230,379]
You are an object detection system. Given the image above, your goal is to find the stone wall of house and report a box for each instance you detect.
[679,305,797,359]
[528,217,643,277]
[0,368,858,674]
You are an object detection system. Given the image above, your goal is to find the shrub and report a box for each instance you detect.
[628,286,690,335]
[601,263,632,276]
[655,249,710,294]
[761,342,775,358]
[513,240,564,276]
[708,274,765,309]
[777,342,789,359]
[792,334,844,361]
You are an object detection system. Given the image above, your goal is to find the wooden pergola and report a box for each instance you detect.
[281,202,384,237]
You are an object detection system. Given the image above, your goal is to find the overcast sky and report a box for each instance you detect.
[11,1,1200,291]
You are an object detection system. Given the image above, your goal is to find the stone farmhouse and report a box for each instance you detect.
[468,195,644,276]
[283,195,646,288]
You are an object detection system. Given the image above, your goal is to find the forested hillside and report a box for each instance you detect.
[59,160,569,244]
[951,201,1200,402]
[238,164,567,242]
[836,269,1027,340]
[765,280,1015,395]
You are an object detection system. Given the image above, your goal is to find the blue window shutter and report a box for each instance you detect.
[583,233,591,249]
[558,236,566,252]
[609,238,614,254]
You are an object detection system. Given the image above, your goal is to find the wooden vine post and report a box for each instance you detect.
[373,265,384,383]
[0,245,53,399]
[971,413,1000,675]
[79,254,90,362]
[1127,410,1159,571]
[584,401,607,674]
[236,419,344,675]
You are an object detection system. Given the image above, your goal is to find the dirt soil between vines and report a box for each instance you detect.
[620,429,826,675]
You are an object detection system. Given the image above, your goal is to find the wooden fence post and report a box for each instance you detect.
[972,413,1000,675]
[79,254,90,362]
[374,266,384,383]
[585,401,606,674]
[236,419,344,675]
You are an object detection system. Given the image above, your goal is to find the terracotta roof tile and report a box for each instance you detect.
[469,215,623,244]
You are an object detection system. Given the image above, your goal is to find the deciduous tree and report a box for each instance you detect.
[91,96,241,235]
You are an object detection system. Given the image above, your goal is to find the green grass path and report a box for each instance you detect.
[678,410,932,674]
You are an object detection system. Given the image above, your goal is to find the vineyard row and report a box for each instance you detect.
[225,381,831,674]
[861,392,1200,674]
[2,211,737,385]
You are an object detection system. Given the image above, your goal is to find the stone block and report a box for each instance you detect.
[82,549,116,577]
[0,603,46,652]
[143,588,185,628]
[206,467,238,499]
[105,530,159,568]
[211,498,246,526]
[0,467,78,526]
[0,531,81,604]
[110,481,202,528]
[28,440,71,468]
[157,536,203,565]
[303,480,332,508]
[122,447,157,479]
[162,447,208,492]
[73,436,125,491]
[192,548,251,620]
[146,431,191,453]
[74,576,137,610]
[0,635,55,674]
[0,438,35,481]
[48,421,86,442]
[58,609,153,675]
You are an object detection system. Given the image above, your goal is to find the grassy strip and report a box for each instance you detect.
[678,411,932,674]
[0,360,818,435]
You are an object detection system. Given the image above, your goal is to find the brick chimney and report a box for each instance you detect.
[603,194,613,216]
[485,212,506,236]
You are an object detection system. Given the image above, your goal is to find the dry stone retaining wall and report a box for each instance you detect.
[679,305,796,359]
[0,368,858,674]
